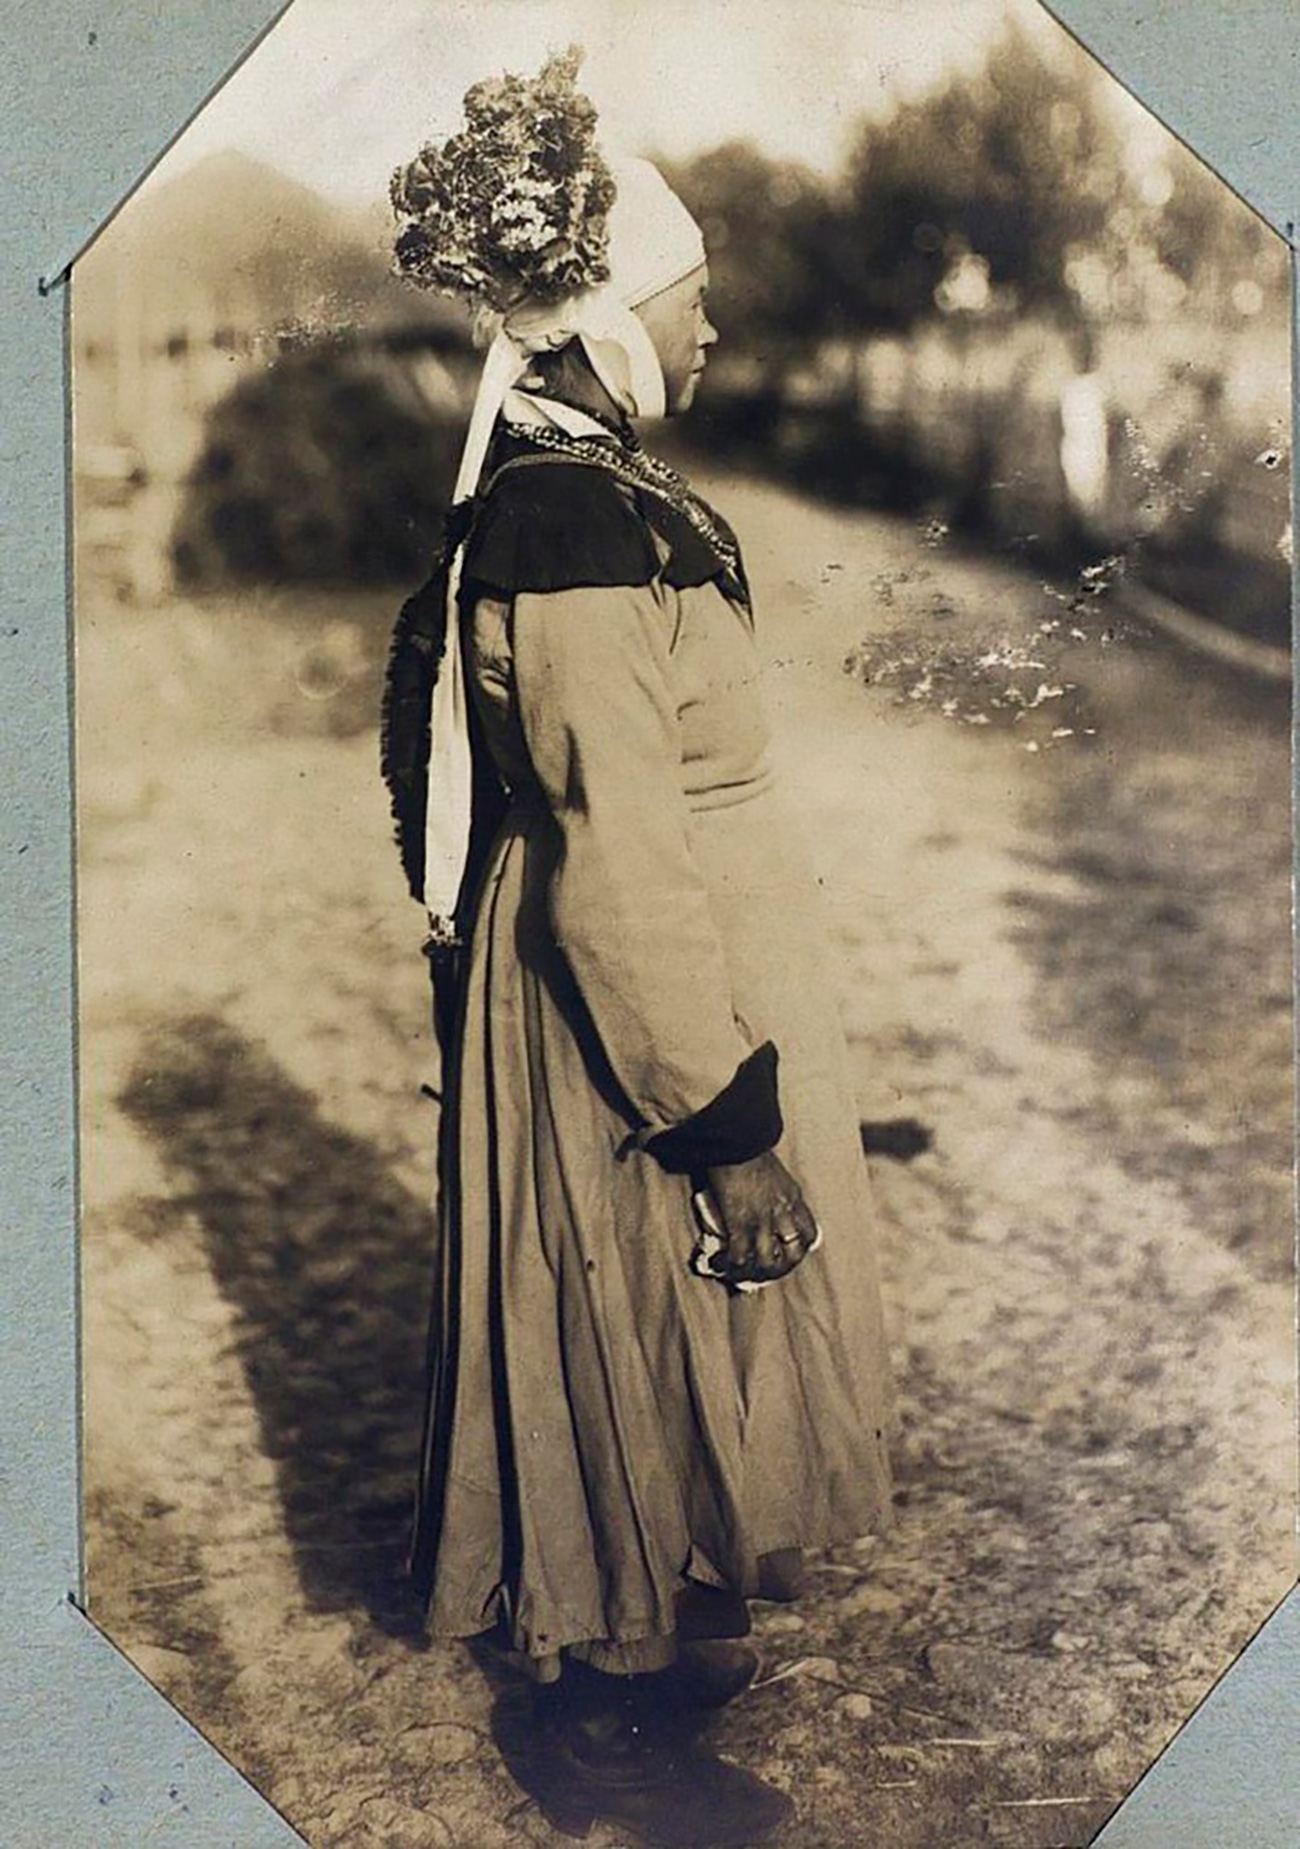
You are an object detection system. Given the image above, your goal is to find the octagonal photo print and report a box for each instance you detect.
[73,2,1295,1845]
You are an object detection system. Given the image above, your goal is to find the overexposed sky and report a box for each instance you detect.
[143,0,1058,206]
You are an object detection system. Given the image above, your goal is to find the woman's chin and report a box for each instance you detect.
[671,374,702,415]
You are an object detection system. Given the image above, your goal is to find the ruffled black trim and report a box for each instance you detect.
[380,501,475,904]
[380,498,513,908]
[646,1041,783,1174]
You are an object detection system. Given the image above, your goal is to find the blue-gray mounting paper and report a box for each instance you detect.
[2,3,1295,1844]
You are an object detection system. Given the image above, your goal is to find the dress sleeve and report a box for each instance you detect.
[509,580,782,1171]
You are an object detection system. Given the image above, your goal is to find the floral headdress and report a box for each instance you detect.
[391,48,617,313]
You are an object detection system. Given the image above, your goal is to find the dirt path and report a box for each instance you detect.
[79,469,1295,1848]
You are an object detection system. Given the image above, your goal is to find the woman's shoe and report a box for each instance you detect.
[754,1548,805,1604]
[533,1705,791,1848]
[674,1579,752,1641]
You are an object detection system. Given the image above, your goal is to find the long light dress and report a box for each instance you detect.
[411,427,894,1673]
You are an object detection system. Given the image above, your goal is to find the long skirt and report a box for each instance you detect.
[411,783,895,1670]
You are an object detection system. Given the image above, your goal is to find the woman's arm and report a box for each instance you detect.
[511,580,775,1155]
[511,578,816,1282]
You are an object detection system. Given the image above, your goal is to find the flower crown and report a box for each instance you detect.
[391,48,617,314]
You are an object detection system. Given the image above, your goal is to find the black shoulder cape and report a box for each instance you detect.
[460,436,747,601]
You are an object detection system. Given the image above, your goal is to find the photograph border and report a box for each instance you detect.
[1,3,1295,1842]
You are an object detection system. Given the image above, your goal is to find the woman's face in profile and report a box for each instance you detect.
[635,264,718,414]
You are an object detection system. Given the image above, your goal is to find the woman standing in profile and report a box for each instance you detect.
[383,51,894,1849]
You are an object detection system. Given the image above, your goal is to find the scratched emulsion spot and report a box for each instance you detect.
[843,551,1138,748]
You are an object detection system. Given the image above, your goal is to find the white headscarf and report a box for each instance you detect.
[423,158,706,933]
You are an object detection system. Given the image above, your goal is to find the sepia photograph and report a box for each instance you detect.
[72,2,1294,1845]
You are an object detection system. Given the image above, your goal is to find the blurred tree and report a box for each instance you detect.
[1146,143,1288,317]
[833,21,1119,332]
[664,21,1284,358]
[661,142,840,357]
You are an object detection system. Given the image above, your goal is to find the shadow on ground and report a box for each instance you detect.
[119,1012,434,1638]
[114,1014,946,1646]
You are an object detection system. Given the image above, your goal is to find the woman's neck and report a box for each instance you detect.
[527,343,630,430]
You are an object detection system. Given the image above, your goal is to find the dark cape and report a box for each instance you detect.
[380,426,747,922]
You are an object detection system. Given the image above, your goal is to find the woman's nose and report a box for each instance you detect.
[701,316,719,348]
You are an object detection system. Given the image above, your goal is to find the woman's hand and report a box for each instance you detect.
[703,1150,818,1286]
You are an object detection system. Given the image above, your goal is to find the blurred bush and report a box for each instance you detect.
[172,343,464,588]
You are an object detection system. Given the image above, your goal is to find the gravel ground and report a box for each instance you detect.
[78,466,1295,1849]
